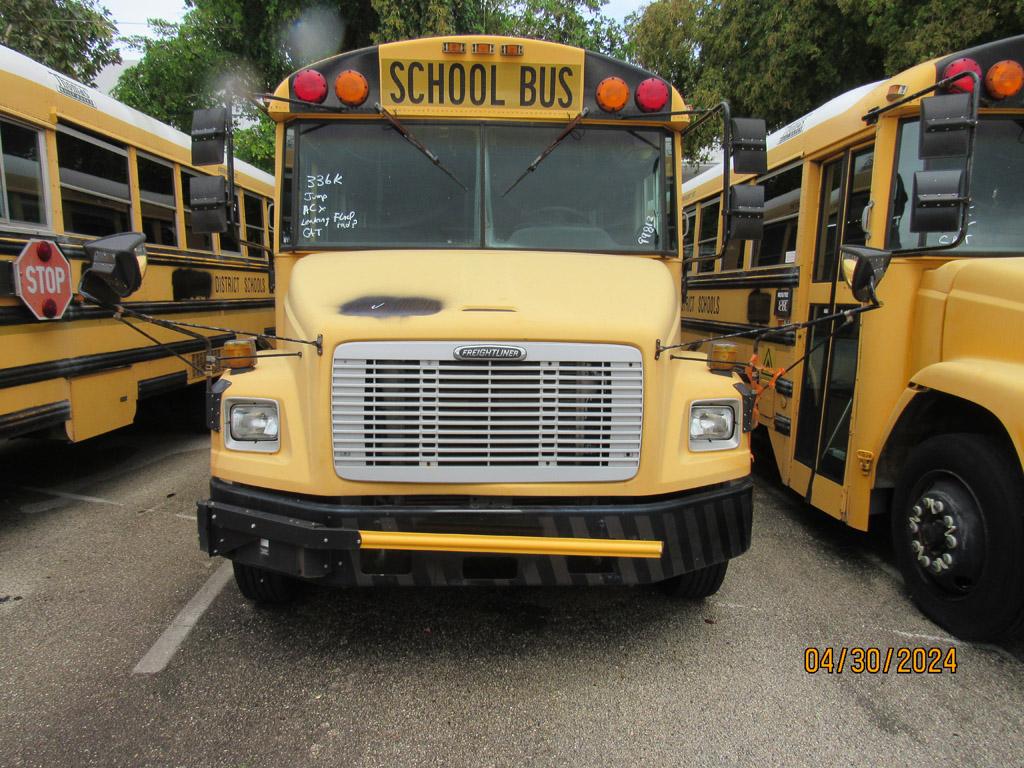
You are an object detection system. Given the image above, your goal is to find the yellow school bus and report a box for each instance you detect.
[0,45,275,442]
[681,36,1024,639]
[163,36,774,602]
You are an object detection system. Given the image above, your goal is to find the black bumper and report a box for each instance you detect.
[197,477,753,587]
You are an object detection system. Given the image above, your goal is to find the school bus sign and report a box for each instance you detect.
[13,239,73,320]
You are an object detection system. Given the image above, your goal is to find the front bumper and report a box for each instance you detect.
[197,477,753,587]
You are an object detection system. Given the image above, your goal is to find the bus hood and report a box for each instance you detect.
[284,250,679,349]
[935,256,1024,364]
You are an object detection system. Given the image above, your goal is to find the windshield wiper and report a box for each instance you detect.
[375,103,467,191]
[502,108,590,197]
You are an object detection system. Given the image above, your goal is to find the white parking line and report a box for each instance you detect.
[19,487,125,514]
[133,561,233,675]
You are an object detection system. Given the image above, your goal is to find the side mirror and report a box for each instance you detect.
[190,175,229,234]
[80,232,147,305]
[725,184,765,241]
[730,118,768,175]
[911,169,964,233]
[191,107,228,166]
[840,244,892,304]
[919,93,974,159]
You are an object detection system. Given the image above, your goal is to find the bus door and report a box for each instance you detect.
[792,146,873,518]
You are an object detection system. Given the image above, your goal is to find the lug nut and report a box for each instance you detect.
[913,505,923,517]
[943,515,954,527]
[912,541,924,555]
[932,560,944,573]
[919,555,931,568]
[909,521,919,533]
[923,498,934,510]
[942,553,953,565]
[933,500,945,514]
[945,534,957,549]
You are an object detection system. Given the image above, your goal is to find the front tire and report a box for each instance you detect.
[892,433,1024,640]
[658,561,728,598]
[232,562,297,605]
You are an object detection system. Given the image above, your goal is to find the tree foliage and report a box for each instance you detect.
[630,0,1024,157]
[0,0,120,85]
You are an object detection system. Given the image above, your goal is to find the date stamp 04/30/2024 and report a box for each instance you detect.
[804,647,958,675]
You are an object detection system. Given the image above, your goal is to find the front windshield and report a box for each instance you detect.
[888,116,1024,253]
[292,121,667,253]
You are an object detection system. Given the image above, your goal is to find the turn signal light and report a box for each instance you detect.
[596,76,629,113]
[942,57,982,93]
[635,77,669,112]
[293,69,327,103]
[985,59,1024,99]
[221,338,257,370]
[335,70,369,106]
[708,342,738,373]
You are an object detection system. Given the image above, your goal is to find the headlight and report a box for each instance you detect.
[225,399,280,452]
[689,401,740,452]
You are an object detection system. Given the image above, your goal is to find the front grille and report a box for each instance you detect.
[331,341,643,483]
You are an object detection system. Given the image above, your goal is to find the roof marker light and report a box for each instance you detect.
[501,44,524,56]
[886,84,908,101]
[473,43,495,54]
[942,57,982,93]
[985,59,1024,99]
[442,42,466,54]
[335,70,369,107]
[635,77,669,112]
[596,76,629,113]
[293,69,327,103]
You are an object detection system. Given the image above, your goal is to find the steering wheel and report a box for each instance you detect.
[531,206,589,224]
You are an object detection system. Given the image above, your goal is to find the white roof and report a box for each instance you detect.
[0,44,274,186]
[683,81,882,192]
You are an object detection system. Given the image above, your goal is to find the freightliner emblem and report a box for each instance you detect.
[453,345,527,361]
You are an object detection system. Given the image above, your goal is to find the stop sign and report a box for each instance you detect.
[13,239,73,320]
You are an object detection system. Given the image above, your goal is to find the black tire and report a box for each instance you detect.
[892,433,1024,640]
[232,561,297,605]
[658,561,728,598]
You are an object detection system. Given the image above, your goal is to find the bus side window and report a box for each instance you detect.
[219,192,242,254]
[56,126,131,237]
[696,199,718,273]
[0,118,47,225]
[244,192,267,259]
[137,154,178,247]
[751,164,801,268]
[720,185,746,271]
[682,205,696,269]
[180,170,213,251]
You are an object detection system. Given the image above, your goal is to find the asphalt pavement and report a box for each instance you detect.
[1,420,1022,767]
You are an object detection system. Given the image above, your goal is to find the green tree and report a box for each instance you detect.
[0,0,121,85]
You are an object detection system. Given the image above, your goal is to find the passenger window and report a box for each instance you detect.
[219,193,241,254]
[281,125,294,247]
[696,200,719,273]
[812,159,843,282]
[137,155,177,247]
[721,189,745,271]
[682,205,696,267]
[751,164,801,268]
[0,119,46,225]
[57,127,131,237]
[244,193,267,258]
[843,149,873,247]
[180,170,213,251]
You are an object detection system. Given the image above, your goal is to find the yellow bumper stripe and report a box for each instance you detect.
[358,530,663,559]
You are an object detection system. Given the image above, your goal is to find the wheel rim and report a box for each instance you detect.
[903,470,986,595]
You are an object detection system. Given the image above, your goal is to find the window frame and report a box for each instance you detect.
[749,161,803,270]
[0,114,51,231]
[136,151,179,249]
[242,191,269,260]
[695,196,720,273]
[282,118,673,256]
[179,167,215,253]
[56,123,134,237]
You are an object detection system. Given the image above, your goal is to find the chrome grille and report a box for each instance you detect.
[331,342,643,483]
